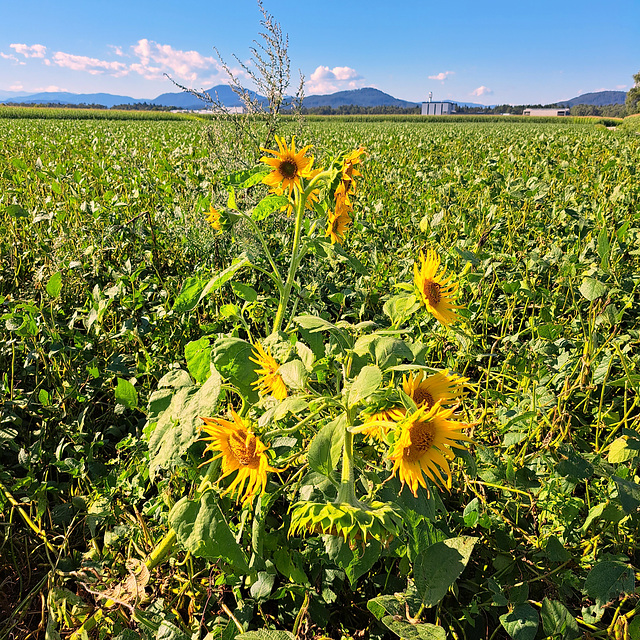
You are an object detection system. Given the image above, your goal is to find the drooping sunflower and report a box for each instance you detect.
[356,408,397,443]
[200,410,276,505]
[260,136,314,195]
[250,342,288,400]
[335,147,365,208]
[402,370,468,409]
[205,205,223,232]
[413,249,462,325]
[387,404,472,495]
[325,202,352,245]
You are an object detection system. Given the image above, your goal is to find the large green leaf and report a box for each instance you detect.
[212,337,258,401]
[115,378,138,410]
[368,594,405,620]
[185,337,212,384]
[147,368,222,479]
[169,492,248,571]
[172,257,250,314]
[540,598,580,639]
[46,271,63,298]
[308,414,345,477]
[220,165,270,189]
[413,536,477,607]
[583,560,635,608]
[381,617,446,640]
[579,277,608,302]
[252,194,289,221]
[499,604,539,640]
[347,365,383,408]
[236,632,295,640]
[343,541,382,585]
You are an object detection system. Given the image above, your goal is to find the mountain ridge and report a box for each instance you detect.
[0,86,628,110]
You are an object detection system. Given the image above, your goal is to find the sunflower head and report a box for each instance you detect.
[325,203,352,245]
[388,404,472,496]
[199,410,275,505]
[413,249,462,325]
[288,500,402,546]
[250,342,288,400]
[402,370,468,409]
[260,135,314,195]
[204,205,232,233]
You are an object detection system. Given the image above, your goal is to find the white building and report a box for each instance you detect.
[523,108,570,117]
[421,101,455,115]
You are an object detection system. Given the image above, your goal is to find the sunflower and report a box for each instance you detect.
[325,202,352,245]
[260,136,314,195]
[200,410,276,505]
[402,370,468,409]
[205,205,223,232]
[250,343,288,400]
[413,249,462,325]
[335,147,365,208]
[387,404,472,495]
[356,408,397,443]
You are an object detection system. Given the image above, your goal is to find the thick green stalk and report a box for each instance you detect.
[337,429,358,506]
[271,170,332,334]
[272,193,305,333]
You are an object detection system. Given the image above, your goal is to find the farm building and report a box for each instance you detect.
[421,101,455,115]
[523,108,570,116]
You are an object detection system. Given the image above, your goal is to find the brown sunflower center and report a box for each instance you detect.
[229,431,257,466]
[279,159,298,179]
[423,280,441,305]
[403,420,436,462]
[413,388,434,408]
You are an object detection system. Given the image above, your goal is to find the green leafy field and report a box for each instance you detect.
[1,116,640,640]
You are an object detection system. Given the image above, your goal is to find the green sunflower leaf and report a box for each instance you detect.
[413,536,477,607]
[169,491,249,572]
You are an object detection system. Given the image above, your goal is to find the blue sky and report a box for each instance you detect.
[1,0,638,105]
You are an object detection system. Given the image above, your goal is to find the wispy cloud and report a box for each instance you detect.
[34,85,67,93]
[10,43,47,58]
[471,86,493,97]
[9,82,24,91]
[2,39,238,88]
[130,39,226,84]
[307,65,363,94]
[52,52,129,76]
[1,52,23,64]
[429,71,454,83]
[616,84,627,90]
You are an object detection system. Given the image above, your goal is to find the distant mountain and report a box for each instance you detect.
[559,90,626,107]
[151,85,267,109]
[0,86,628,111]
[1,91,144,108]
[301,87,418,109]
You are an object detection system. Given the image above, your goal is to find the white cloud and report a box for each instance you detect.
[9,82,24,91]
[52,51,129,76]
[130,39,226,84]
[471,86,493,97]
[1,52,23,63]
[10,43,47,58]
[36,85,67,92]
[108,45,125,57]
[307,65,363,94]
[428,71,454,83]
[616,84,627,90]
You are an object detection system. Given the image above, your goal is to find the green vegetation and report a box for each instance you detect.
[626,70,640,116]
[0,105,195,120]
[1,117,640,640]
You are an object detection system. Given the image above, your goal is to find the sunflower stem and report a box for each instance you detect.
[236,211,283,293]
[337,423,358,506]
[273,190,305,334]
